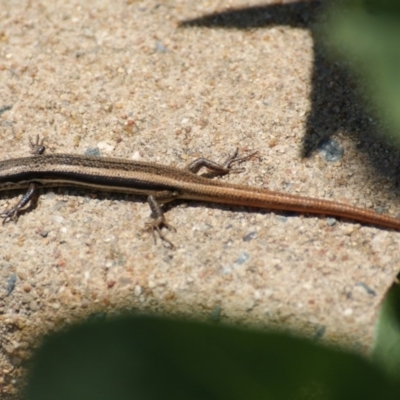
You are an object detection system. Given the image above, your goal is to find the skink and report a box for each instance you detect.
[1,138,399,246]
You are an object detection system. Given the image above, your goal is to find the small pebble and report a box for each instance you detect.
[6,274,17,296]
[84,147,101,157]
[29,301,39,311]
[326,218,337,227]
[243,231,257,242]
[97,141,114,154]
[313,325,326,341]
[21,294,32,304]
[51,215,65,224]
[0,105,12,116]
[155,40,167,53]
[355,282,377,296]
[22,283,31,293]
[343,308,353,316]
[134,285,142,296]
[235,252,249,265]
[210,305,222,322]
[39,230,49,238]
[107,280,116,289]
[317,138,344,162]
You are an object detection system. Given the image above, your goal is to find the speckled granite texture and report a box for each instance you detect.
[1,0,400,397]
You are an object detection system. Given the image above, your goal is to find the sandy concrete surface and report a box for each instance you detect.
[1,0,400,396]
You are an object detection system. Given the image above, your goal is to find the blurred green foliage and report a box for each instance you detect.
[372,279,400,382]
[324,0,400,142]
[25,315,399,400]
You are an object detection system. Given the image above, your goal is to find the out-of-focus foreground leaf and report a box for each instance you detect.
[25,315,398,400]
[372,279,400,381]
[324,0,400,141]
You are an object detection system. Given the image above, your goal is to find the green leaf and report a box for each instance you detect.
[372,279,400,381]
[25,315,398,400]
[324,0,400,143]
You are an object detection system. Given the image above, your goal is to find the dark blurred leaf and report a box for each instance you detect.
[364,0,400,15]
[372,279,400,381]
[26,315,398,400]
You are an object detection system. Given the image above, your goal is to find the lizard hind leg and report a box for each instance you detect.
[145,193,178,248]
